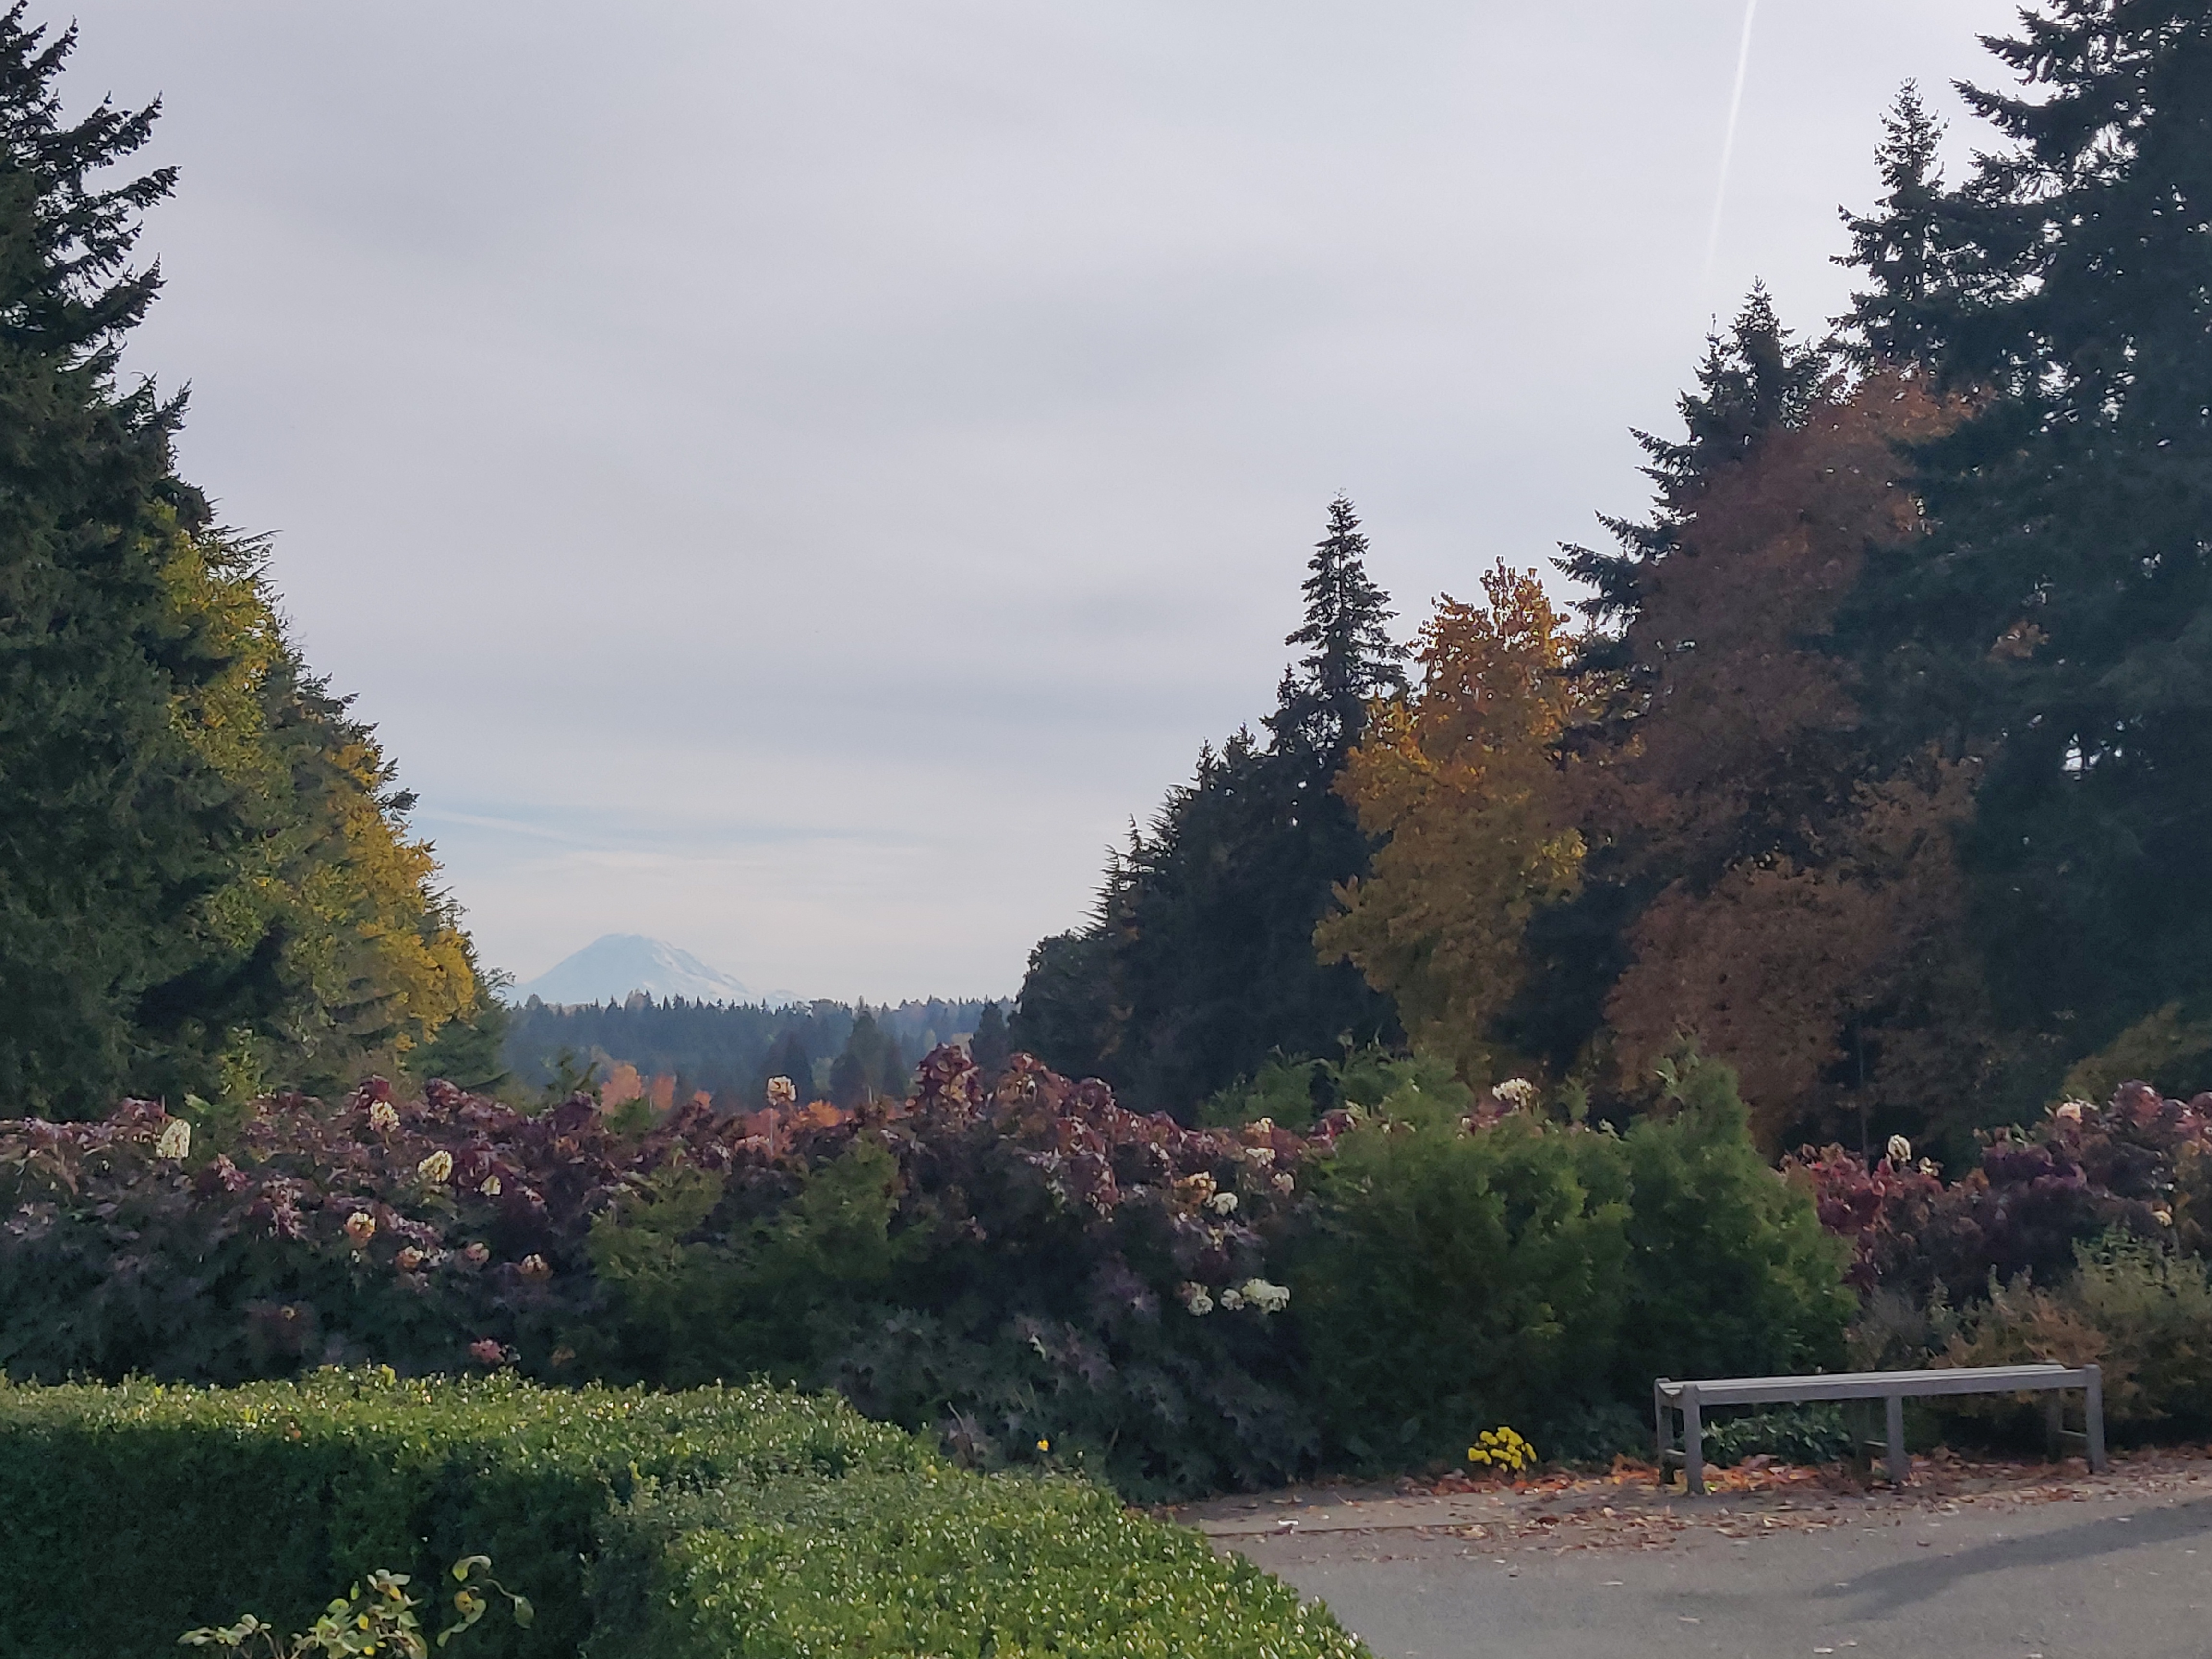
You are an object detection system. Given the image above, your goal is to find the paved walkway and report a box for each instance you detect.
[1177,1454,2212,1659]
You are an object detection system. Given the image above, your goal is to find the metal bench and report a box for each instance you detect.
[1654,1363,2105,1494]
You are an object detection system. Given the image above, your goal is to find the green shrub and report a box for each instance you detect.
[589,1469,1365,1659]
[1937,1234,2212,1431]
[0,1371,919,1659]
[0,1373,1363,1659]
[1616,1055,1857,1391]
[1290,1102,1633,1467]
[1291,1055,1853,1469]
[1698,1404,1855,1467]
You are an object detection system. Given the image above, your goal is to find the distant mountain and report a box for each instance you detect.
[509,935,777,1007]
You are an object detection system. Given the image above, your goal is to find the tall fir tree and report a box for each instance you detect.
[1833,83,1976,368]
[0,9,286,1113]
[1013,499,1404,1114]
[1558,286,1824,652]
[1838,0,2212,1104]
[0,9,489,1112]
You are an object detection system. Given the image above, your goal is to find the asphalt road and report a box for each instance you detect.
[1207,1466,2212,1659]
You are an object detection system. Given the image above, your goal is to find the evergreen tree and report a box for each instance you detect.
[1839,0,2212,1102]
[0,10,287,1114]
[1833,83,1975,367]
[1558,286,1824,649]
[1271,495,1408,761]
[759,1028,812,1102]
[966,999,1011,1078]
[1013,499,1404,1114]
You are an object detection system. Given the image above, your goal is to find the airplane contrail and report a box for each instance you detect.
[1703,0,1761,294]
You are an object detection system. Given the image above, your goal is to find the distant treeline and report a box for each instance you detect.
[502,995,1008,1112]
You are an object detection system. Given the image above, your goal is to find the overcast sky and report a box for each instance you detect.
[80,0,2020,1000]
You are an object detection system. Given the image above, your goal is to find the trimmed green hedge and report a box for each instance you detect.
[591,1469,1362,1659]
[0,1372,1363,1659]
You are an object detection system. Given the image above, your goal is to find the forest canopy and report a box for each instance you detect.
[1018,8,2212,1157]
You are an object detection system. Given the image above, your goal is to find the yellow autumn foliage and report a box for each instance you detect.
[162,531,479,1097]
[1318,565,1587,1085]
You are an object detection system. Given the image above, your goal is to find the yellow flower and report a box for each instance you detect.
[1036,1438,1051,1453]
[417,1150,453,1183]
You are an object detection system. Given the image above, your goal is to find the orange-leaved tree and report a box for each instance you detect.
[1582,370,1997,1148]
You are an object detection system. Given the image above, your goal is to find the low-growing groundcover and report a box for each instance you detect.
[0,1371,1366,1659]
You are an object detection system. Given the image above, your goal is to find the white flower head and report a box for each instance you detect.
[1239,1277,1291,1314]
[1273,1171,1296,1195]
[766,1076,798,1109]
[1209,1190,1239,1215]
[367,1100,400,1133]
[155,1119,192,1161]
[1887,1134,1913,1165]
[417,1150,454,1184]
[479,1174,503,1198]
[1178,1282,1214,1317]
[1494,1078,1537,1108]
[1217,1286,1246,1310]
[2055,1100,2088,1124]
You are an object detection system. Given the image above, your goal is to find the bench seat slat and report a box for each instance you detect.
[1656,1365,2086,1407]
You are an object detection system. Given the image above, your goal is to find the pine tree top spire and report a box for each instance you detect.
[1834,82,1965,367]
[1558,285,1822,633]
[0,3,175,362]
[1274,495,1407,761]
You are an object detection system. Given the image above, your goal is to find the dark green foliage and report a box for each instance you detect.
[1835,3,2212,1112]
[968,997,1011,1078]
[1834,83,1974,367]
[504,994,995,1107]
[1290,1055,1852,1471]
[0,1371,927,1659]
[1013,498,1404,1114]
[757,1026,811,1099]
[1615,1056,1858,1388]
[0,8,281,1113]
[406,990,511,1094]
[827,1007,907,1106]
[1699,1403,1856,1468]
[1290,1106,1634,1469]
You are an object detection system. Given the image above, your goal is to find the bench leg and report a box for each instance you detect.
[2045,1392,2063,1462]
[1683,1386,1705,1497]
[1654,1382,1670,1487]
[2085,1368,2107,1474]
[1885,1394,1908,1486]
